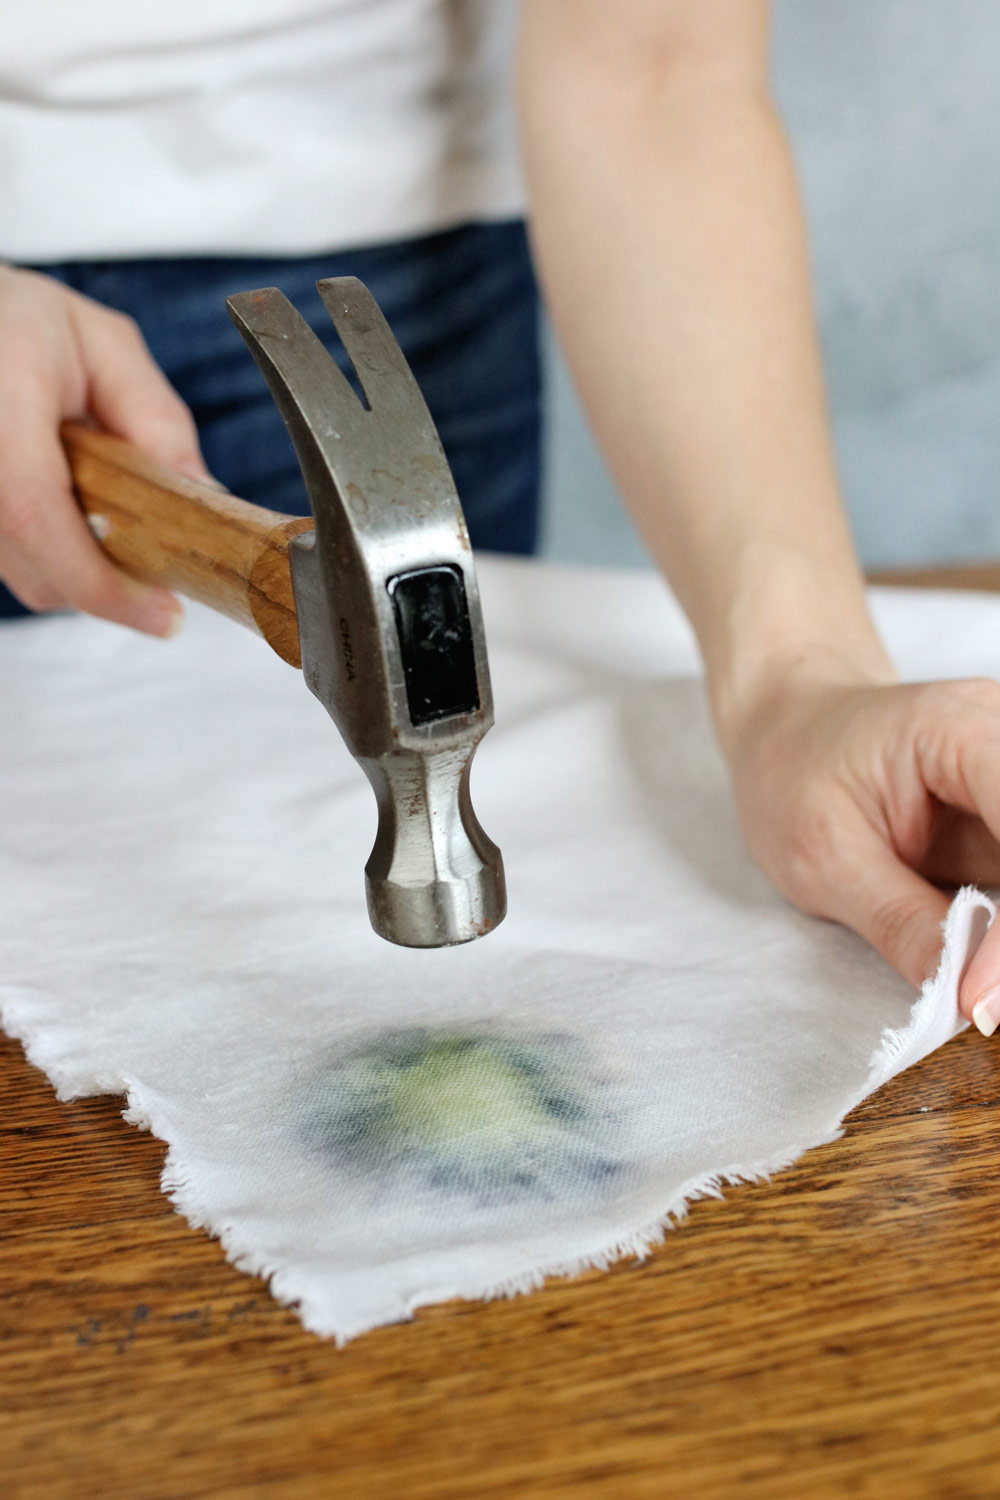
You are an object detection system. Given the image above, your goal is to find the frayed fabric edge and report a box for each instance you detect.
[0,985,118,1103]
[861,884,994,1097]
[146,1117,835,1346]
[2,885,993,1346]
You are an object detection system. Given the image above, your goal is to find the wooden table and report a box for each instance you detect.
[5,566,1000,1500]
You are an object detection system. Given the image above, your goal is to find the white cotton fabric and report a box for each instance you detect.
[0,1,523,261]
[0,558,994,1343]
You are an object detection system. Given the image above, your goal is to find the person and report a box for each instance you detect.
[4,1,1000,1031]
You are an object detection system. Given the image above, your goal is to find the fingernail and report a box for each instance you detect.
[157,604,184,639]
[972,988,1000,1037]
[87,513,112,542]
[139,593,184,639]
[122,578,183,639]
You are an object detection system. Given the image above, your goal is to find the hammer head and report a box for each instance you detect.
[226,279,506,949]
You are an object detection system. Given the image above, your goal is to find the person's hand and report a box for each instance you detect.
[726,665,1000,1032]
[0,265,213,635]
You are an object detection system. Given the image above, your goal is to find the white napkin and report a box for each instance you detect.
[0,559,993,1342]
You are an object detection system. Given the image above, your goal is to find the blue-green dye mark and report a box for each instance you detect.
[298,1025,627,1206]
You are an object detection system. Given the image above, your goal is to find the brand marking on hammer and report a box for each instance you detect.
[339,617,356,681]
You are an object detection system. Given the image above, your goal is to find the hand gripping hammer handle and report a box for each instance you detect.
[63,277,507,950]
[65,422,312,666]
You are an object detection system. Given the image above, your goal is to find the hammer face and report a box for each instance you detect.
[363,747,507,950]
[227,279,505,948]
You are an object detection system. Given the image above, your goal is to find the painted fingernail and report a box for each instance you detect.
[972,988,1000,1037]
[157,604,184,639]
[139,593,184,639]
[124,579,183,639]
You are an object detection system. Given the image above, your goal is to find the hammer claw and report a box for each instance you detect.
[316,277,424,418]
[226,286,366,443]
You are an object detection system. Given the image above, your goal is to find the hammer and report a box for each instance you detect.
[62,278,506,950]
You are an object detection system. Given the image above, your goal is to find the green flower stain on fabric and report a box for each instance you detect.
[299,1025,627,1205]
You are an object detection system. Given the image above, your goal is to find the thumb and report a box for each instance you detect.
[821,832,950,990]
[72,296,214,483]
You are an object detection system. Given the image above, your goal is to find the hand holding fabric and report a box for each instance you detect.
[726,669,1000,1030]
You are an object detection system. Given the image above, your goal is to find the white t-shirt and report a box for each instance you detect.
[0,1,524,261]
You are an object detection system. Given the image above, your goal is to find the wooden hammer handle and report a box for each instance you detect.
[63,421,312,668]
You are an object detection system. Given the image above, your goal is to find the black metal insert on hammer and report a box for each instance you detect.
[388,565,480,726]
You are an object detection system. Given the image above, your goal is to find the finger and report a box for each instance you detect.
[71,298,214,483]
[917,681,1000,847]
[819,828,951,992]
[0,383,183,636]
[958,910,1000,1034]
[903,687,1000,1029]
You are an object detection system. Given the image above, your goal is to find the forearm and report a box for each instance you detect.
[517,2,895,748]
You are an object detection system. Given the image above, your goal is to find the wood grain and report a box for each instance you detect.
[870,560,1000,592]
[5,1028,1000,1500]
[63,423,312,667]
[4,564,1000,1500]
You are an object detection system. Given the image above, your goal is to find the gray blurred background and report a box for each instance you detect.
[540,0,1000,572]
